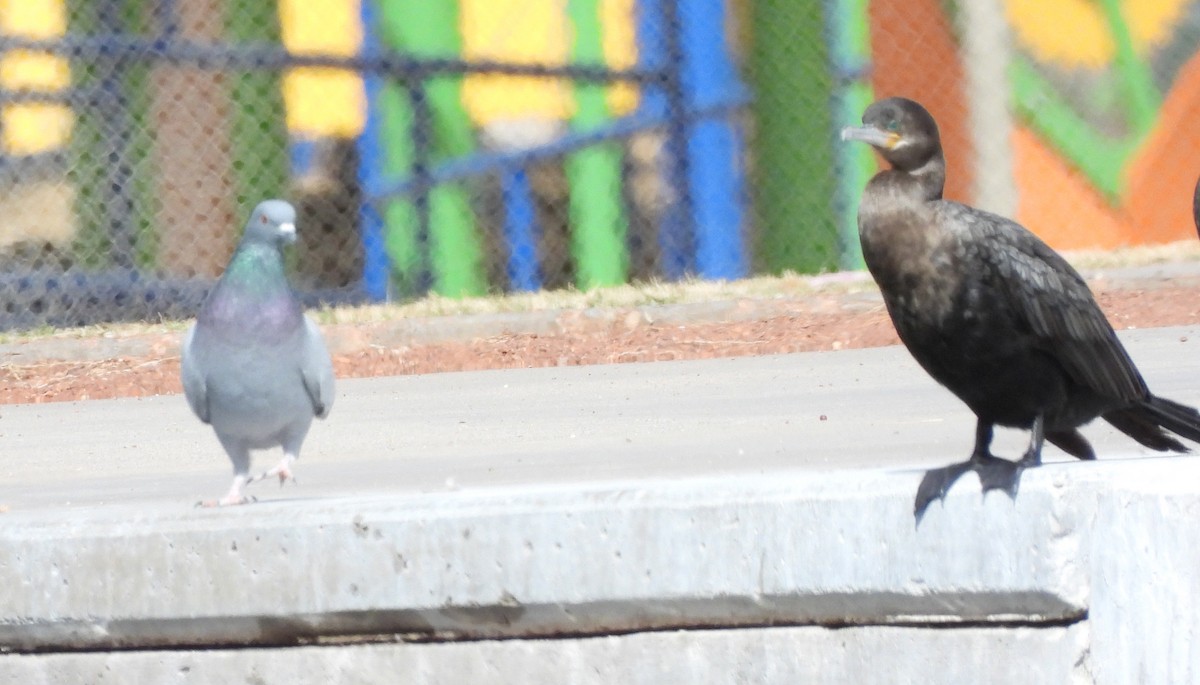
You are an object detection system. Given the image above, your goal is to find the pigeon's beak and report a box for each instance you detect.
[840,125,900,150]
[278,222,297,244]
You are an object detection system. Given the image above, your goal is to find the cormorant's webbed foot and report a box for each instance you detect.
[972,418,1045,503]
[974,456,1030,500]
[913,454,1029,523]
[915,417,1047,524]
[914,460,975,522]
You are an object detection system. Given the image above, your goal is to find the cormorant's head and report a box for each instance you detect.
[840,97,942,173]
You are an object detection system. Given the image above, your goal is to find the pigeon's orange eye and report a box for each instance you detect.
[261,215,267,224]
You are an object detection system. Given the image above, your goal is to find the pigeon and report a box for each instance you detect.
[181,200,335,506]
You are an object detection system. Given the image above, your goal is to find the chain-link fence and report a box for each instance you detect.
[2,0,1199,332]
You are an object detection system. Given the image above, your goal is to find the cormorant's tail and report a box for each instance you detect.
[1103,396,1200,452]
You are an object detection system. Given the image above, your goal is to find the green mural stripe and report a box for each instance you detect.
[376,0,487,298]
[1010,57,1139,200]
[831,0,872,270]
[748,0,839,274]
[226,0,289,212]
[375,82,421,295]
[566,0,628,289]
[1097,0,1161,135]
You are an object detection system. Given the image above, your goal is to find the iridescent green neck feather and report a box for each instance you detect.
[200,242,302,341]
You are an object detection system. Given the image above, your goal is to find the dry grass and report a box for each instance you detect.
[1062,239,1200,270]
[1,239,1197,347]
[315,269,874,326]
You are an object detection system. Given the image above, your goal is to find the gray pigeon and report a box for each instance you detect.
[181,200,335,506]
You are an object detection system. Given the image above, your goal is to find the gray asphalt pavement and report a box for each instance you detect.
[3,325,1200,511]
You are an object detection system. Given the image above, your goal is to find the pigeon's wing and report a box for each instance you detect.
[299,316,335,418]
[180,324,211,424]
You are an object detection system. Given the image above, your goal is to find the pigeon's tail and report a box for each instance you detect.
[1103,396,1200,453]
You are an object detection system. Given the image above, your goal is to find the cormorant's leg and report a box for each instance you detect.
[914,417,1051,522]
[915,419,1004,522]
[976,414,1044,499]
[1019,413,1045,466]
[969,420,995,460]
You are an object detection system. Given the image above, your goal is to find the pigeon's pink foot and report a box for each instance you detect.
[196,475,256,508]
[196,494,257,508]
[248,455,297,488]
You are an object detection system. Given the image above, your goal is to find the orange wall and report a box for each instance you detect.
[868,0,973,203]
[1013,50,1200,250]
[1123,50,1200,245]
[868,0,1200,249]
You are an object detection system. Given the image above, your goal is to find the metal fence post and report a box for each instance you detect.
[356,0,391,302]
[677,0,746,280]
[407,77,434,294]
[95,0,137,271]
[501,168,540,291]
[637,0,692,280]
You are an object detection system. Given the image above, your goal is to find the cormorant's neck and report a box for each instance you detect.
[897,150,946,201]
[857,148,949,285]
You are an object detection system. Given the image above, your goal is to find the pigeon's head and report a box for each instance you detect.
[242,200,297,248]
[840,97,942,173]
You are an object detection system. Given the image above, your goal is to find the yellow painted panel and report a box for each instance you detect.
[279,0,366,137]
[0,0,71,152]
[0,0,67,36]
[601,0,638,115]
[1006,0,1187,68]
[0,51,69,89]
[279,0,361,55]
[460,0,573,124]
[282,68,367,137]
[3,104,71,154]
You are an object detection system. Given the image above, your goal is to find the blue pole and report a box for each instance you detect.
[636,0,690,279]
[356,0,391,301]
[501,168,541,291]
[679,0,746,280]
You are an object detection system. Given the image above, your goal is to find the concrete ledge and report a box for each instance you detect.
[2,463,1093,650]
[4,456,1200,682]
[3,624,1088,685]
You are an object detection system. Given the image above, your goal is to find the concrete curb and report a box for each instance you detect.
[0,467,1088,651]
[2,625,1089,685]
[5,456,1199,681]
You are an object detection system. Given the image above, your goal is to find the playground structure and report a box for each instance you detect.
[0,1,1200,329]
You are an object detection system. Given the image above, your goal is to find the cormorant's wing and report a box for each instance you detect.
[943,202,1148,402]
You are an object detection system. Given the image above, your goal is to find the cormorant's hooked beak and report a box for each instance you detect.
[279,222,297,244]
[840,125,900,150]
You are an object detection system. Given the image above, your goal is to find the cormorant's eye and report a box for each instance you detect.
[885,119,900,132]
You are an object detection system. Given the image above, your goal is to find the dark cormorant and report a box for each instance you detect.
[1193,173,1200,236]
[841,97,1200,521]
